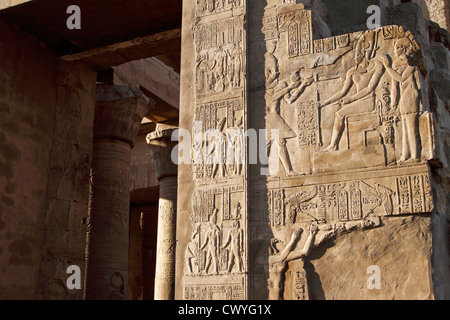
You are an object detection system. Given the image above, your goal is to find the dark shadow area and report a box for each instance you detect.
[248,0,274,301]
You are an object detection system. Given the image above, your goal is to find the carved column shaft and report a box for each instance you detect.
[147,127,178,300]
[84,85,152,300]
[85,140,131,300]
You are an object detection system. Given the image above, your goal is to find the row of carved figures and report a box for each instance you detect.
[186,216,244,276]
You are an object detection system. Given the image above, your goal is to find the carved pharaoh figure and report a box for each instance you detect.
[320,30,385,152]
[264,40,315,176]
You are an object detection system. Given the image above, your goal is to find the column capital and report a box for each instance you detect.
[94,85,155,147]
[147,123,178,180]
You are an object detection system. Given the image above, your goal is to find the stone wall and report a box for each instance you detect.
[388,1,450,299]
[307,215,433,299]
[0,19,57,299]
[176,0,449,300]
[38,60,97,299]
[0,18,97,299]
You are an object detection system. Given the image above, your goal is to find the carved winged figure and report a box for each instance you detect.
[360,181,394,217]
[287,186,319,223]
[375,183,394,215]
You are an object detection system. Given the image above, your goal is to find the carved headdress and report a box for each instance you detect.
[355,29,380,61]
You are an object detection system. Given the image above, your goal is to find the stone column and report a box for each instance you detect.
[84,85,153,300]
[146,124,178,300]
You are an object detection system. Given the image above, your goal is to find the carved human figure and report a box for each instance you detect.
[232,128,244,175]
[214,48,227,92]
[320,30,385,151]
[205,118,227,178]
[185,223,200,275]
[227,43,242,88]
[233,202,242,219]
[380,37,422,163]
[264,40,311,176]
[206,55,217,92]
[267,225,318,300]
[222,220,244,273]
[314,217,382,246]
[200,212,221,274]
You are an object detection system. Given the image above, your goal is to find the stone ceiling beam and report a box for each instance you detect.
[60,28,181,70]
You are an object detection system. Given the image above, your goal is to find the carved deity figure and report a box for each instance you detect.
[320,30,385,152]
[381,37,422,163]
[222,220,244,273]
[267,225,318,300]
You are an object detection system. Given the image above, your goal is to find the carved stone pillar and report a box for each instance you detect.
[84,85,152,300]
[146,124,178,300]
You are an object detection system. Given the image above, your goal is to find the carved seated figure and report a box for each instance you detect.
[320,30,384,152]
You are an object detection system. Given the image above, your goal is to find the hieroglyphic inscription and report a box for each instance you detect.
[187,0,248,301]
[396,174,434,214]
[268,189,285,227]
[337,190,349,220]
[196,0,243,17]
[349,183,362,220]
[184,281,245,300]
[277,174,433,225]
[296,101,319,146]
[293,269,308,300]
[278,8,313,56]
[247,3,437,301]
[335,34,350,48]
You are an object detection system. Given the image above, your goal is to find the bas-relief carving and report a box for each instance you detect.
[193,98,245,180]
[184,186,246,300]
[192,6,247,181]
[186,0,248,300]
[253,173,432,229]
[196,0,243,17]
[184,277,245,300]
[257,4,434,177]
[194,16,245,98]
[185,187,245,276]
[183,1,438,300]
[251,8,436,294]
[250,170,434,299]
